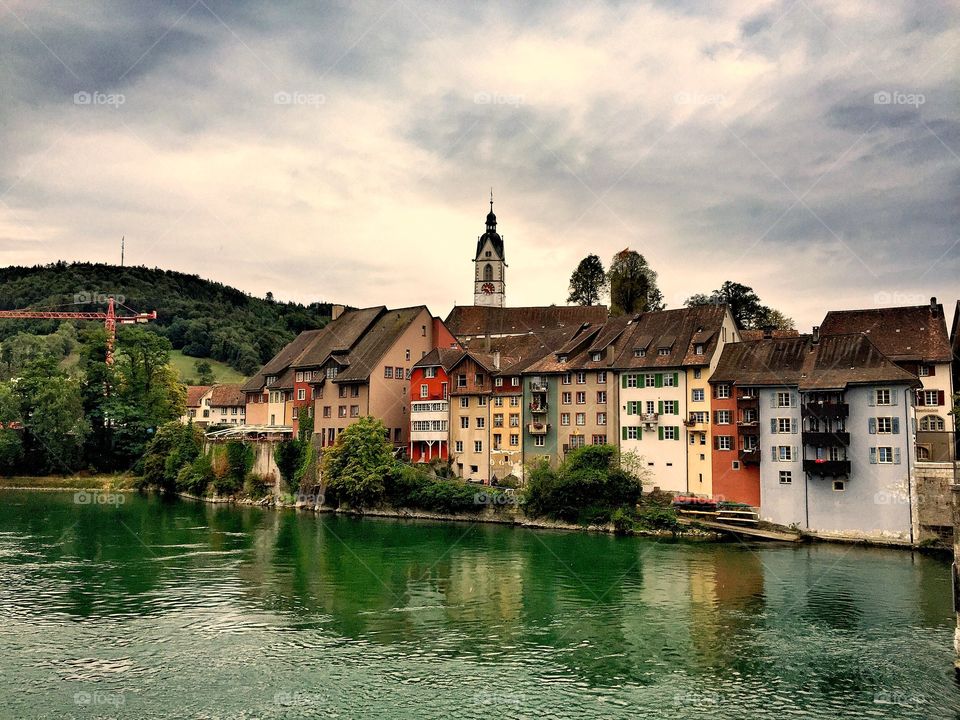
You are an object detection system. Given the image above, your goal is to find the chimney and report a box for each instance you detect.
[930,296,938,316]
[762,325,775,339]
[331,304,345,321]
[493,351,501,370]
[812,325,820,344]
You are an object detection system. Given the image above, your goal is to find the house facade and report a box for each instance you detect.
[409,348,460,463]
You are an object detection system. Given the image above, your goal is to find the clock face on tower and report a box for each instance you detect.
[481,282,495,294]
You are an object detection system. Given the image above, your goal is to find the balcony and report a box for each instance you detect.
[528,422,550,435]
[737,395,759,408]
[802,402,849,420]
[640,413,659,424]
[529,401,549,414]
[739,448,761,465]
[802,431,851,447]
[683,415,707,429]
[737,420,760,436]
[529,381,549,393]
[803,459,851,477]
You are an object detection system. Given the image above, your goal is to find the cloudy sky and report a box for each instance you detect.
[1,0,957,329]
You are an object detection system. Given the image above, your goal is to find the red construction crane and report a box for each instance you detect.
[0,296,157,364]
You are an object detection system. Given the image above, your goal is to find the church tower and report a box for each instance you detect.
[473,192,506,307]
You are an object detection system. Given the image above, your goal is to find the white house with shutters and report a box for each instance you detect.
[618,369,687,492]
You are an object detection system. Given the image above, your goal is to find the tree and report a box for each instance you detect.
[0,383,23,472]
[321,417,395,509]
[274,439,306,492]
[685,280,794,330]
[608,249,663,316]
[194,359,215,385]
[567,254,608,306]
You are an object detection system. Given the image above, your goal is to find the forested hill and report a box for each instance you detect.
[0,262,332,375]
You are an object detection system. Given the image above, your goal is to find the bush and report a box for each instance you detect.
[274,439,305,492]
[522,445,643,523]
[635,503,679,531]
[611,507,635,535]
[244,472,271,499]
[176,453,214,495]
[322,417,396,509]
[212,440,253,495]
[294,441,317,493]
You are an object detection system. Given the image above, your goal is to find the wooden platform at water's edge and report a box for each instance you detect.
[678,517,801,542]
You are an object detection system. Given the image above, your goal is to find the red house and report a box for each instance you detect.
[409,348,462,462]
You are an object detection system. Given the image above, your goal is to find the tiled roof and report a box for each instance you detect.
[710,334,919,390]
[208,383,245,407]
[739,328,801,341]
[455,328,583,376]
[241,327,327,392]
[186,385,211,407]
[444,305,608,338]
[334,306,426,382]
[413,347,465,371]
[613,305,730,369]
[819,302,952,363]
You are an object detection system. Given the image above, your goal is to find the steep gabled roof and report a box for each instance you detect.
[819,302,952,363]
[186,385,211,407]
[334,306,426,382]
[739,328,800,341]
[294,306,385,368]
[208,383,245,407]
[242,326,327,392]
[452,327,583,377]
[445,305,608,338]
[613,304,730,369]
[710,334,920,390]
[413,347,465,371]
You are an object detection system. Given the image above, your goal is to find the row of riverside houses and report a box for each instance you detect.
[235,295,954,543]
[226,202,956,543]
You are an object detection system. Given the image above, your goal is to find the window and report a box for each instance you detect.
[326,367,339,380]
[569,435,585,450]
[779,471,792,485]
[405,349,411,360]
[460,397,469,408]
[634,348,646,357]
[420,384,429,398]
[510,434,519,447]
[562,373,572,385]
[716,384,730,399]
[576,392,586,404]
[576,413,586,426]
[592,434,607,445]
[877,417,892,434]
[591,352,602,362]
[561,413,570,426]
[663,426,677,440]
[777,392,792,408]
[663,400,676,415]
[919,415,945,431]
[509,414,520,427]
[625,427,641,440]
[717,410,731,425]
[323,406,331,418]
[693,368,702,379]
[455,441,463,453]
[731,461,739,470]
[625,375,638,388]
[663,374,676,387]
[695,344,704,355]
[511,376,521,387]
[597,371,607,384]
[493,434,502,450]
[597,391,607,404]
[777,418,792,433]
[576,372,587,384]
[658,348,670,356]
[918,365,931,377]
[597,412,607,425]
[495,377,503,387]
[778,446,794,461]
[295,372,303,382]
[476,374,485,386]
[493,396,503,407]
[877,446,893,463]
[421,325,426,337]
[478,396,487,407]
[832,480,845,492]
[646,401,655,414]
[292,407,299,419]
[562,392,572,405]
[509,396,520,407]
[457,374,467,388]
[493,413,504,427]
[460,417,469,429]
[350,405,360,418]
[534,436,545,447]
[922,390,940,406]
[338,406,347,418]
[876,389,891,406]
[297,388,306,400]
[395,367,403,379]
[645,374,656,388]
[692,388,704,402]
[717,436,732,450]
[476,417,485,429]
[384,367,394,379]
[339,386,348,399]
[424,367,436,378]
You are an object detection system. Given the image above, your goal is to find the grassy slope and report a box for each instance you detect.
[169,350,247,384]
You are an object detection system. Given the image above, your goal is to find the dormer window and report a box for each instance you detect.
[591,352,602,362]
[325,366,338,379]
[634,348,646,358]
[658,348,670,356]
[558,354,568,363]
[695,344,704,355]
[265,375,277,386]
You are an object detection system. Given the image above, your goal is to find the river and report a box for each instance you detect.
[0,490,956,719]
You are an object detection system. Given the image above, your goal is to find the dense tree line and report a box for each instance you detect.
[0,262,332,375]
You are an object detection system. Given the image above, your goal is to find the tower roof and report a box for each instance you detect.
[475,194,504,261]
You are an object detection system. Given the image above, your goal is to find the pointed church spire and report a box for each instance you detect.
[486,188,497,232]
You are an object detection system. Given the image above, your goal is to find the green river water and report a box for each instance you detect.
[0,490,956,719]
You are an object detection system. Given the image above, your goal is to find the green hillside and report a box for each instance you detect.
[169,350,247,384]
[0,262,333,375]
